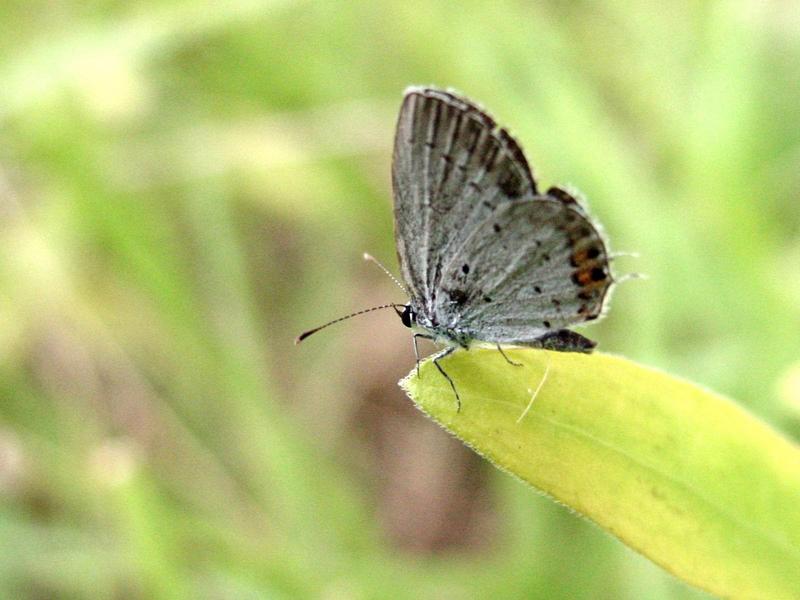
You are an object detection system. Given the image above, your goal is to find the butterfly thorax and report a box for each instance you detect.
[400,302,473,348]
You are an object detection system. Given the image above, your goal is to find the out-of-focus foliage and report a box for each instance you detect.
[0,1,798,598]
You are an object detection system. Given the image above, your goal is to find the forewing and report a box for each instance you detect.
[392,87,537,308]
[433,197,612,344]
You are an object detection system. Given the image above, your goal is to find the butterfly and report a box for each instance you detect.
[298,87,615,410]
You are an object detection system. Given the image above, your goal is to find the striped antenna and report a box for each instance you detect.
[295,303,404,344]
[363,253,408,295]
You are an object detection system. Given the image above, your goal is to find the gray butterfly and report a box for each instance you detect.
[298,86,615,409]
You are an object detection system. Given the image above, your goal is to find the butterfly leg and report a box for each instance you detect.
[432,346,461,412]
[412,333,433,376]
[496,344,523,367]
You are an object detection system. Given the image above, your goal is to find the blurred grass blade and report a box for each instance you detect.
[401,348,800,599]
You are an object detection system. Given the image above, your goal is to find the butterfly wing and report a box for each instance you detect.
[432,195,613,345]
[392,87,537,308]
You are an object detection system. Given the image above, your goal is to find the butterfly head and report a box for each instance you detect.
[399,304,416,328]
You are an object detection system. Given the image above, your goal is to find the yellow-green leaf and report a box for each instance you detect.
[401,348,800,599]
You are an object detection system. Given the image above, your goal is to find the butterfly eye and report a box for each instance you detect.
[400,305,414,328]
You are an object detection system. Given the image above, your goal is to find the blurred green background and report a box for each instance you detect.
[1,1,799,598]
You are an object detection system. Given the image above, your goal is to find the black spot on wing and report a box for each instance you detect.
[546,186,588,216]
[498,169,525,198]
[498,127,537,194]
[447,288,468,306]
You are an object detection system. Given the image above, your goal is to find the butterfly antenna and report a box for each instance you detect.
[363,253,408,295]
[295,303,404,344]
